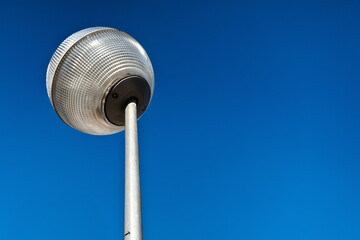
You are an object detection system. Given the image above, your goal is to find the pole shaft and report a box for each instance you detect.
[124,99,142,240]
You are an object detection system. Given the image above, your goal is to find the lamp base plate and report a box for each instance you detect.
[105,76,151,126]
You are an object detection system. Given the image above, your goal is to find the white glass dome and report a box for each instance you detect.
[46,27,154,135]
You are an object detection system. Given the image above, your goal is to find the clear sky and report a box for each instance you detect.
[1,0,360,239]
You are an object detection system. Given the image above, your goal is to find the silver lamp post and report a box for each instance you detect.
[46,27,155,240]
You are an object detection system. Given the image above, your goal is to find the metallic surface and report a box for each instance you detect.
[124,100,142,240]
[104,76,151,126]
[46,27,154,135]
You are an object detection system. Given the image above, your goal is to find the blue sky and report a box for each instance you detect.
[1,0,360,239]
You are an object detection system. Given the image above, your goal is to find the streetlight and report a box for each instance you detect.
[46,27,154,240]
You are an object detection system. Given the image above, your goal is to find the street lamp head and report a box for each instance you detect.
[46,27,154,135]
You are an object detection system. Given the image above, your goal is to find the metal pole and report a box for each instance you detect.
[124,99,142,240]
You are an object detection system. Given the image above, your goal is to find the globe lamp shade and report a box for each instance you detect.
[46,27,154,135]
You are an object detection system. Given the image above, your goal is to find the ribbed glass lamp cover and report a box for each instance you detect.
[46,27,154,135]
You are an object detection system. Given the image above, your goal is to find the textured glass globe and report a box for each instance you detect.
[46,27,154,135]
